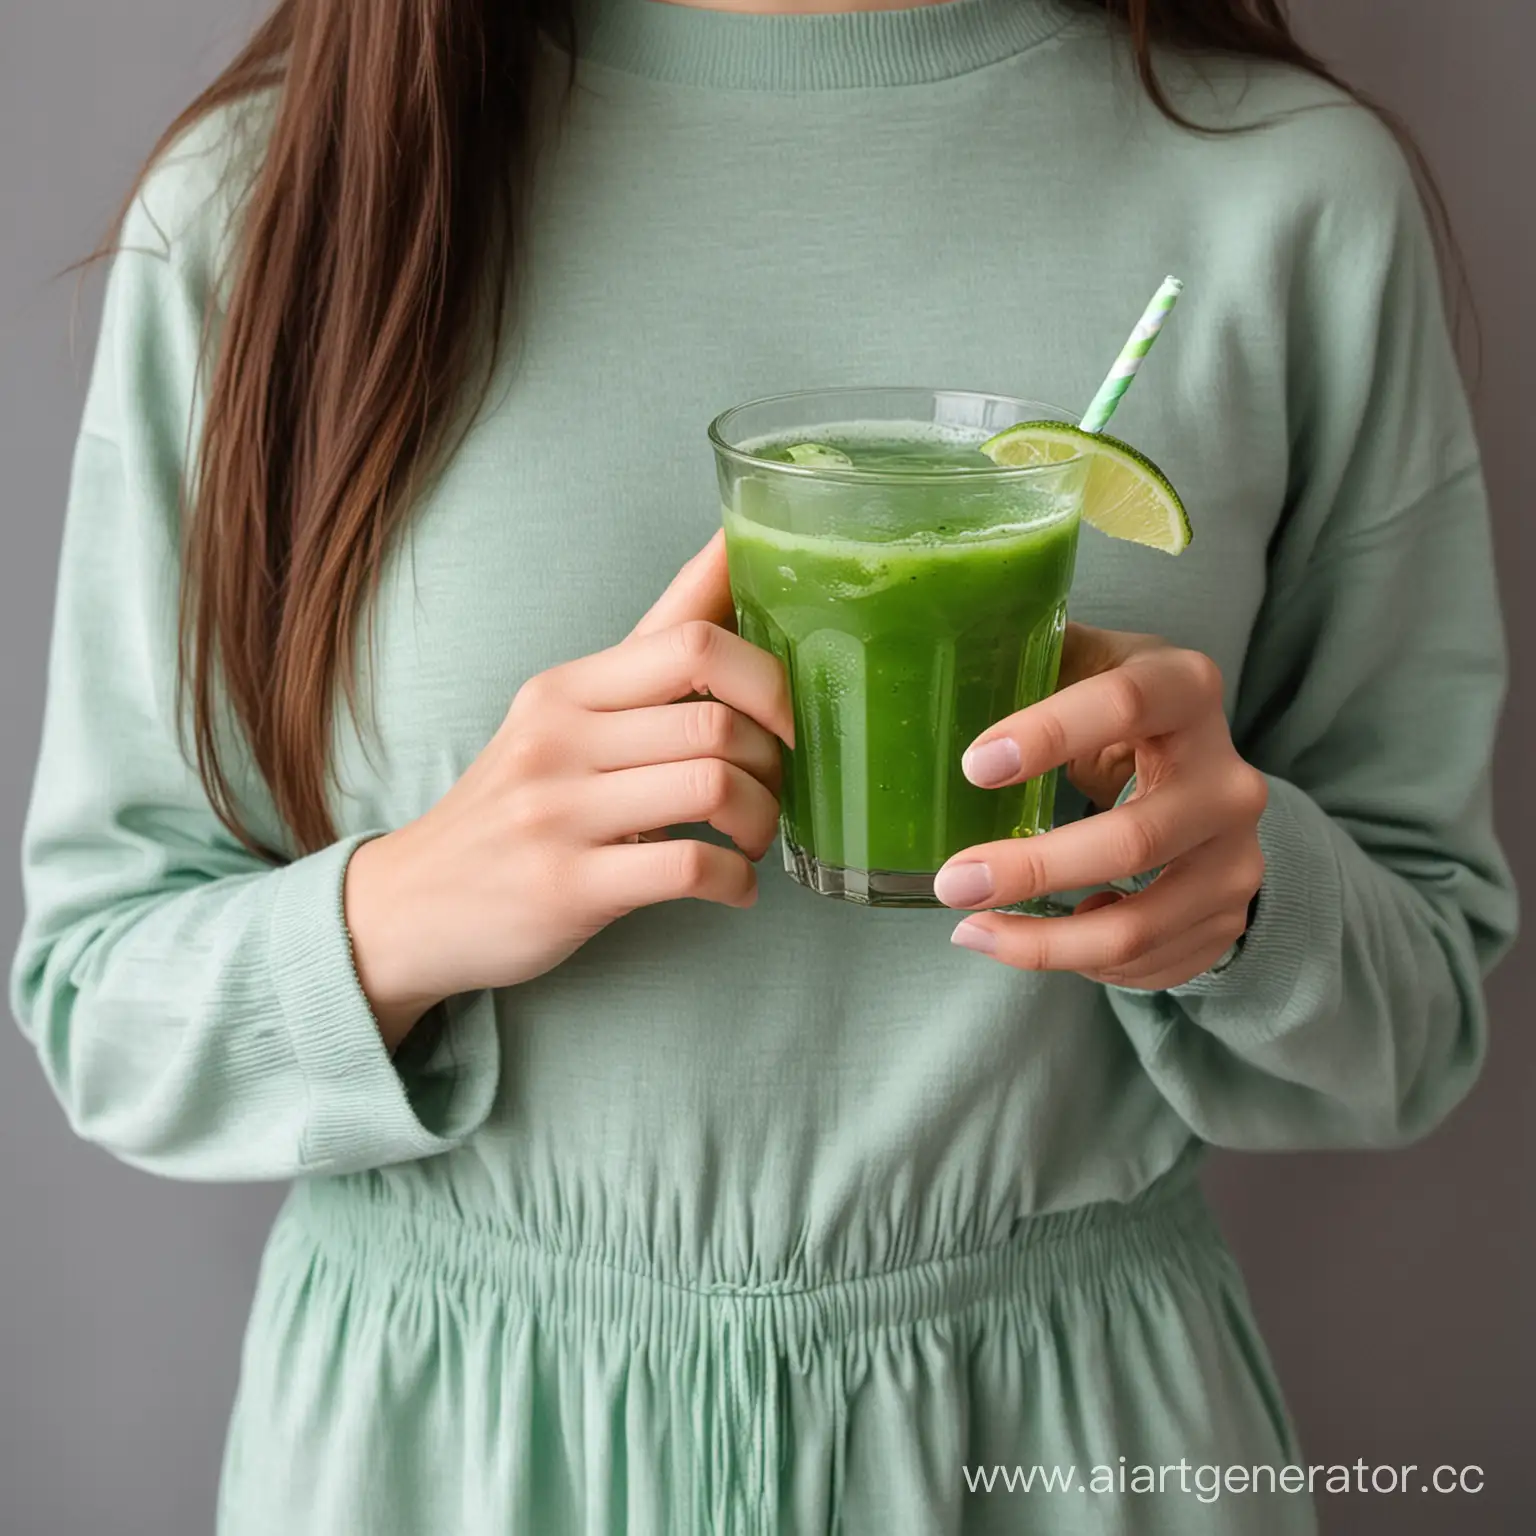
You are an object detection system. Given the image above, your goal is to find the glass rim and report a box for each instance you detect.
[707,386,1087,483]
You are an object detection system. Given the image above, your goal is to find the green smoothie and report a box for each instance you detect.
[722,424,1082,904]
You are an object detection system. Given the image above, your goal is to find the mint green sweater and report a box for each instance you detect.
[11,0,1517,1263]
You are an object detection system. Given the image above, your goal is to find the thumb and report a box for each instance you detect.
[630,528,735,639]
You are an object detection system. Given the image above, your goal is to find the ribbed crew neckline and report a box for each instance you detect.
[573,0,1080,91]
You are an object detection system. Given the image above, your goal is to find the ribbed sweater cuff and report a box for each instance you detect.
[1164,774,1344,1041]
[267,834,494,1172]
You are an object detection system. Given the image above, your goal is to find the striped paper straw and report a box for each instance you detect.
[1079,276,1184,435]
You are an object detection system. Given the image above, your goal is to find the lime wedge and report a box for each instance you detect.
[783,442,853,467]
[979,422,1192,554]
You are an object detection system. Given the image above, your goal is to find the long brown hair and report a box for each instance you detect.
[103,0,1447,859]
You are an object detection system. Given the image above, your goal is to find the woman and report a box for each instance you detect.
[10,0,1516,1530]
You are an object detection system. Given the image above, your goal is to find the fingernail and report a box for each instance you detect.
[934,862,995,908]
[962,738,1021,788]
[951,921,997,955]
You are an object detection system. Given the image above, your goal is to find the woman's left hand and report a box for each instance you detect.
[936,622,1269,991]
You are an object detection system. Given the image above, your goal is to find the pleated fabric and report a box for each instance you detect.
[218,1159,1317,1535]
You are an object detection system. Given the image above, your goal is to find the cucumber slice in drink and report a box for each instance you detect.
[979,422,1193,554]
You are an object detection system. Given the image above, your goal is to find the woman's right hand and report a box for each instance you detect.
[343,530,793,1049]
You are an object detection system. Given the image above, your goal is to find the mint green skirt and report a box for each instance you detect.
[217,1157,1317,1534]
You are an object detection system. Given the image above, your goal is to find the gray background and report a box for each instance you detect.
[0,1,1529,1532]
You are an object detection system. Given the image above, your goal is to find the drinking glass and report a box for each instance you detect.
[711,387,1087,909]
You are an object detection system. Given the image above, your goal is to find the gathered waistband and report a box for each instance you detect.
[279,1153,1224,1365]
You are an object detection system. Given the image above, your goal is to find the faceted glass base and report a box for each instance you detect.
[782,840,1074,917]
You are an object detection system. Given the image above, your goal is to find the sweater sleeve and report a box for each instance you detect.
[8,140,499,1182]
[1107,118,1519,1151]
